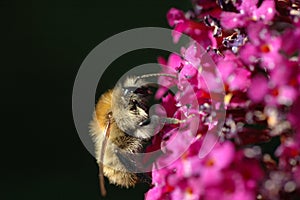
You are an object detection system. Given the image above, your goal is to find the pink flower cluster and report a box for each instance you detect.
[146,0,300,199]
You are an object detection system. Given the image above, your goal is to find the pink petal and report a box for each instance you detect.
[248,75,269,103]
[167,8,186,27]
[228,68,251,91]
[221,12,243,29]
[254,0,275,22]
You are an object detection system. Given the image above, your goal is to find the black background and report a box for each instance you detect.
[4,0,190,199]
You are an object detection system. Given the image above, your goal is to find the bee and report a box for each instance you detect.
[89,73,184,196]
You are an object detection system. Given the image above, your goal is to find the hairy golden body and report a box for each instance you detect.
[89,74,178,196]
[90,90,144,188]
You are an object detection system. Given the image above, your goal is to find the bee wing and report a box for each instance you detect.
[116,149,154,173]
[114,149,151,184]
[115,148,161,185]
[115,144,162,173]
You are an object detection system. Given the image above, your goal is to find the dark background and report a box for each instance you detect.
[4,0,190,199]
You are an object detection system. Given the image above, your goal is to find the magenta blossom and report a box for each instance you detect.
[167,8,217,48]
[240,22,283,70]
[216,50,251,92]
[221,0,276,29]
[145,1,300,199]
[146,137,264,200]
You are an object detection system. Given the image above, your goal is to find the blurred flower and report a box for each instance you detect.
[248,74,269,103]
[217,51,251,92]
[146,0,300,199]
[240,22,282,70]
[167,8,217,48]
[220,0,275,29]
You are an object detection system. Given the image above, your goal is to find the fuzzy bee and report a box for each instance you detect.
[89,73,183,196]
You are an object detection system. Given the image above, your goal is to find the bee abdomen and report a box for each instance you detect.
[103,166,138,188]
[113,135,144,152]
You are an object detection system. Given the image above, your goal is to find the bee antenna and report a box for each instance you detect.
[98,120,111,197]
[135,73,177,83]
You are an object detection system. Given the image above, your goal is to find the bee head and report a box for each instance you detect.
[122,85,156,113]
[110,77,159,135]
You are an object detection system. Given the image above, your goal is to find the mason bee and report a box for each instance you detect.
[89,73,183,196]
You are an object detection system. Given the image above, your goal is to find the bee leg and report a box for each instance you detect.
[137,173,152,185]
[160,114,195,124]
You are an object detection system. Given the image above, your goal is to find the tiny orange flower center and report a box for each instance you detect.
[165,184,175,193]
[260,44,271,53]
[205,158,215,167]
[289,78,298,86]
[291,149,299,157]
[271,88,279,96]
[186,187,193,195]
